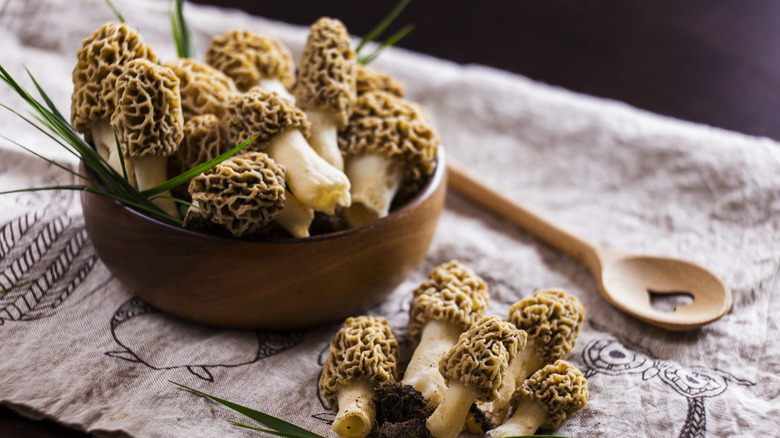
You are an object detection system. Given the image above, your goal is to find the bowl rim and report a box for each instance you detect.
[84,147,446,245]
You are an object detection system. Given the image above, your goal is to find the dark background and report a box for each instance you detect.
[2,0,779,437]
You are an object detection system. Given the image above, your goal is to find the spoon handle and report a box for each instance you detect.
[447,162,603,273]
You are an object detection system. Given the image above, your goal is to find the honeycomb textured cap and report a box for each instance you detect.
[110,59,183,159]
[318,316,400,410]
[70,22,157,140]
[170,114,228,177]
[338,91,438,183]
[507,289,585,364]
[518,360,588,429]
[408,260,490,346]
[354,63,404,98]
[294,17,356,129]
[439,315,527,402]
[164,59,238,122]
[206,29,295,93]
[188,151,287,237]
[222,88,311,151]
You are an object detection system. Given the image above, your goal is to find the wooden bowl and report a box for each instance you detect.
[80,150,447,330]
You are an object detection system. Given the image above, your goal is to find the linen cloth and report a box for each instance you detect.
[0,0,778,436]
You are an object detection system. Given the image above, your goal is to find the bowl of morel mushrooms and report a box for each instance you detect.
[75,19,445,329]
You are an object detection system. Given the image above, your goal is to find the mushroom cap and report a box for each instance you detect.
[222,88,311,151]
[187,151,287,237]
[354,63,404,98]
[169,114,228,177]
[408,260,490,346]
[439,315,527,402]
[206,29,295,93]
[110,59,184,159]
[70,22,157,140]
[294,17,356,129]
[507,289,585,364]
[516,360,588,430]
[338,91,439,183]
[163,59,238,122]
[319,316,400,410]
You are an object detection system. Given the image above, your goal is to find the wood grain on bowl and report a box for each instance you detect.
[80,150,446,330]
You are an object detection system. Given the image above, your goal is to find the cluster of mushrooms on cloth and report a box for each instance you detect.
[0,0,779,437]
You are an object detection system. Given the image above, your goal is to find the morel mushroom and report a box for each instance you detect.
[185,151,286,237]
[222,88,351,214]
[274,189,315,238]
[163,58,238,122]
[354,63,404,98]
[320,316,400,438]
[70,22,157,182]
[338,91,438,227]
[111,59,184,219]
[426,315,526,438]
[169,114,227,177]
[485,360,588,438]
[206,29,295,101]
[486,288,585,426]
[295,17,356,171]
[403,260,490,409]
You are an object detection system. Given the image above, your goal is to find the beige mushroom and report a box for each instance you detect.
[274,190,315,238]
[206,29,295,100]
[163,58,238,122]
[222,88,351,214]
[167,114,227,200]
[170,114,227,176]
[184,151,286,237]
[485,288,585,426]
[319,316,400,438]
[295,17,356,171]
[485,360,588,438]
[338,91,438,227]
[111,59,184,219]
[354,63,405,97]
[426,315,526,438]
[403,260,490,409]
[70,22,157,185]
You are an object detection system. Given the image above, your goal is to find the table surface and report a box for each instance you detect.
[2,0,779,436]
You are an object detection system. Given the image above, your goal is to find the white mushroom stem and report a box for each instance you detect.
[484,398,547,438]
[426,381,477,438]
[258,78,295,103]
[274,190,314,238]
[266,128,351,214]
[332,379,376,438]
[132,155,180,220]
[485,340,544,426]
[305,108,344,171]
[402,320,464,409]
[92,120,138,188]
[341,152,403,228]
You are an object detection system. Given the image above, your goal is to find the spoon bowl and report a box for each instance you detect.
[597,251,732,331]
[448,162,732,331]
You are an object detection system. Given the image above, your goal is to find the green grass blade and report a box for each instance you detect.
[104,0,126,23]
[358,24,414,65]
[26,68,66,120]
[170,0,194,58]
[229,421,309,438]
[1,136,86,180]
[114,133,129,181]
[170,382,324,438]
[141,135,256,197]
[355,0,411,53]
[0,280,32,296]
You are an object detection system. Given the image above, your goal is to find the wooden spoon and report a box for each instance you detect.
[447,162,732,331]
